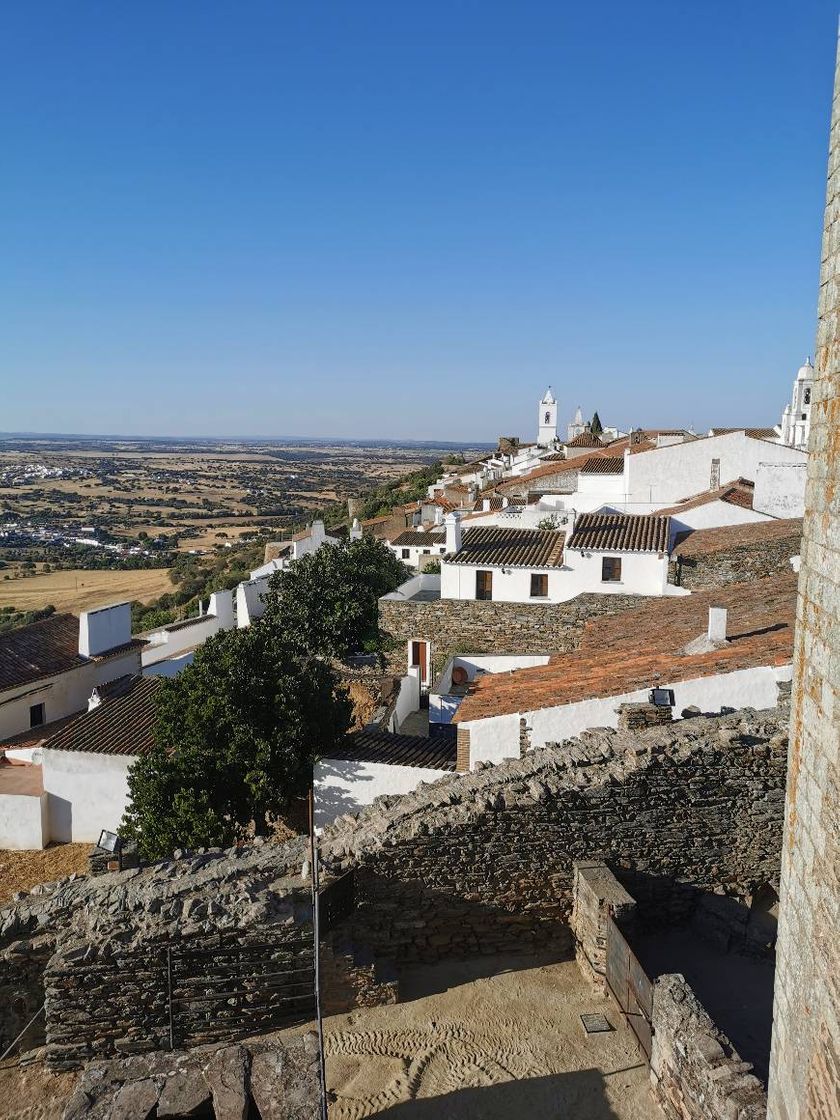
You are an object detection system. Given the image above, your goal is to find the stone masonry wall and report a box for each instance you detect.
[571,861,636,987]
[320,708,788,966]
[669,528,802,589]
[652,974,767,1120]
[768,35,840,1120]
[380,591,644,670]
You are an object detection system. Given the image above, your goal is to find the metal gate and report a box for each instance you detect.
[319,869,356,932]
[605,918,653,1061]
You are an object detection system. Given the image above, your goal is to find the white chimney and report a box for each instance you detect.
[78,602,132,658]
[434,506,443,526]
[445,511,463,553]
[311,520,326,545]
[87,687,102,712]
[350,518,362,540]
[708,606,728,644]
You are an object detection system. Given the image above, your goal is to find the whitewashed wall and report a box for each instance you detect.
[461,664,793,766]
[313,757,451,830]
[393,668,421,731]
[39,749,136,843]
[0,648,142,742]
[626,432,807,508]
[667,500,770,537]
[0,790,47,849]
[141,591,234,668]
[236,575,270,627]
[753,462,807,518]
[430,654,551,725]
[390,540,448,568]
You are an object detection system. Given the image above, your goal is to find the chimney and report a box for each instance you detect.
[433,506,444,526]
[78,602,132,658]
[87,687,102,712]
[350,517,362,540]
[708,606,728,643]
[468,483,478,504]
[311,520,326,545]
[445,511,463,553]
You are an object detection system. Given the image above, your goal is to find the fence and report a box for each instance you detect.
[605,916,654,1061]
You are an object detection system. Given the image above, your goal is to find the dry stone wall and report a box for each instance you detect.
[669,528,801,589]
[320,708,789,965]
[380,591,644,668]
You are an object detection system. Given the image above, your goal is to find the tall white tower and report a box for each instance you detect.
[780,358,815,449]
[538,387,558,446]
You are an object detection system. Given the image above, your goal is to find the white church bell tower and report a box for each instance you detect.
[779,358,815,450]
[538,387,558,446]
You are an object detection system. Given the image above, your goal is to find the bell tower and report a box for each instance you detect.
[538,387,558,446]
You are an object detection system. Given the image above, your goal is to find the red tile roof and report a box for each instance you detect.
[391,530,446,546]
[454,571,797,722]
[0,614,85,692]
[579,457,625,475]
[42,675,162,756]
[446,526,566,569]
[326,729,456,770]
[567,431,604,448]
[656,479,756,517]
[672,518,803,559]
[566,512,671,554]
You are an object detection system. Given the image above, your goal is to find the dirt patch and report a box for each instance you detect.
[0,844,89,907]
[323,954,660,1119]
[0,1057,77,1120]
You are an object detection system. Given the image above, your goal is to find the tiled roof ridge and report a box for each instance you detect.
[672,517,803,558]
[566,511,671,554]
[42,674,162,756]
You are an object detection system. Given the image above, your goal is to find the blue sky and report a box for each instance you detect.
[0,2,836,442]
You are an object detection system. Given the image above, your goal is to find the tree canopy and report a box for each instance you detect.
[590,411,603,436]
[122,623,352,858]
[262,536,409,659]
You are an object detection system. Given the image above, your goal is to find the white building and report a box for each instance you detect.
[438,510,674,604]
[778,359,815,450]
[388,529,447,568]
[141,589,235,676]
[0,603,143,742]
[452,572,796,769]
[236,519,340,627]
[313,729,455,830]
[1,674,159,848]
[537,387,559,446]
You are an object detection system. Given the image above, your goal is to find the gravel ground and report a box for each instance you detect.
[0,844,89,908]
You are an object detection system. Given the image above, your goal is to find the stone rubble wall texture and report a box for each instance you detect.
[63,1033,320,1120]
[379,591,645,670]
[319,708,788,965]
[571,863,768,1119]
[669,527,802,589]
[651,974,768,1120]
[767,37,840,1120]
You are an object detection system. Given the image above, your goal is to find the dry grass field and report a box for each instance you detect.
[0,568,174,613]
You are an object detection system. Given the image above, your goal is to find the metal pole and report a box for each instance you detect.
[166,945,175,1051]
[310,786,328,1120]
[0,1004,45,1064]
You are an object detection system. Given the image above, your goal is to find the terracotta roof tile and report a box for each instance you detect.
[672,518,802,559]
[454,571,797,722]
[567,432,604,448]
[579,457,625,475]
[391,530,446,546]
[566,512,671,554]
[0,614,85,692]
[42,675,162,756]
[656,479,755,517]
[446,526,566,569]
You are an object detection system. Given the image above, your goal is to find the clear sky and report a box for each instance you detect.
[0,1,836,442]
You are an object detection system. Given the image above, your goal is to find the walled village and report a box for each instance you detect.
[1,49,839,1120]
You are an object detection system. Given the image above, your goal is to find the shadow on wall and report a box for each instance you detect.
[314,759,375,829]
[375,1069,622,1119]
[47,794,72,844]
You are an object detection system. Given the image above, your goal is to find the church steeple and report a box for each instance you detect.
[538,387,558,446]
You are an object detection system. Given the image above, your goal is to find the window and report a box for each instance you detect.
[476,569,493,600]
[530,573,548,597]
[401,548,410,559]
[422,549,430,555]
[544,411,551,424]
[804,387,811,405]
[710,457,721,489]
[439,546,446,553]
[601,557,622,583]
[29,703,45,728]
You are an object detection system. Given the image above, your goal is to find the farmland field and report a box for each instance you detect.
[0,567,174,613]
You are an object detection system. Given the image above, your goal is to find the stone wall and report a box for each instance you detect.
[380,591,644,669]
[669,525,802,589]
[768,34,840,1120]
[652,974,767,1120]
[320,708,788,966]
[571,861,636,987]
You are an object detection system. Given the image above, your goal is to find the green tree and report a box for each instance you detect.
[263,536,409,658]
[121,624,352,858]
[590,411,603,436]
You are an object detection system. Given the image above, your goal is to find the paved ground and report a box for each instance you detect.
[324,954,661,1119]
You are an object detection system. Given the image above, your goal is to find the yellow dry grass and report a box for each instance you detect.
[0,568,174,613]
[0,843,90,907]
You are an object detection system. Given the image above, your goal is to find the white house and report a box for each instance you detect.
[438,510,674,604]
[388,529,447,568]
[452,571,796,769]
[655,479,773,538]
[1,674,159,848]
[141,589,234,676]
[0,603,143,742]
[429,653,552,729]
[236,520,340,627]
[313,729,455,830]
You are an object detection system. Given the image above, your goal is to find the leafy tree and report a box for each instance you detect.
[590,411,603,436]
[263,536,409,658]
[122,624,352,858]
